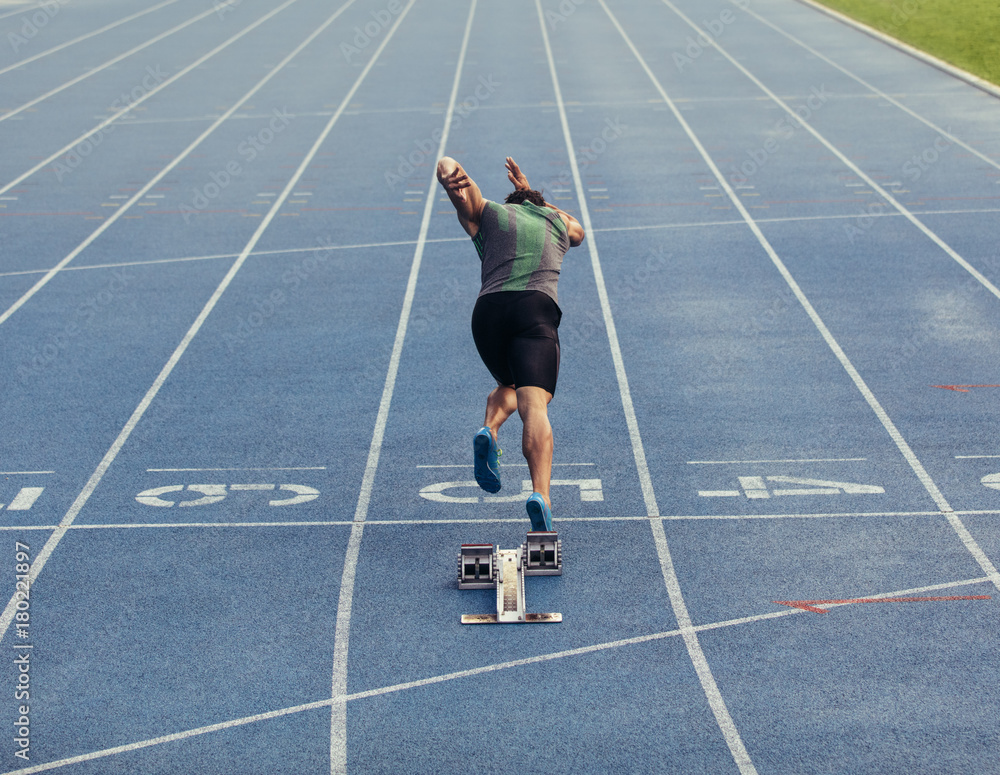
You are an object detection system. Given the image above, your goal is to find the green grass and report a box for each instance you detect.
[812,0,1000,86]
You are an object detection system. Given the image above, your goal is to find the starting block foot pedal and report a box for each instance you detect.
[458,535,562,625]
[522,531,562,576]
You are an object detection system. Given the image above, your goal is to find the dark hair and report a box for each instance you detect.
[504,188,546,207]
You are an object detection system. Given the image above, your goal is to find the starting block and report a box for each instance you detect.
[458,532,562,624]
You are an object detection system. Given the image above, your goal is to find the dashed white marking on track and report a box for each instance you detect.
[0,0,184,80]
[638,0,1000,592]
[0,4,226,128]
[0,0,368,654]
[0,0,317,327]
[147,466,326,472]
[6,487,44,511]
[688,458,867,465]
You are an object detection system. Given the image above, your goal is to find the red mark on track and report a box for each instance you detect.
[773,596,991,614]
[932,384,1000,392]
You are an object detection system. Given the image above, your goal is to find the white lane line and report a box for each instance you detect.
[54,510,1000,531]
[0,0,321,328]
[0,237,469,279]
[0,0,304,199]
[349,574,995,700]
[0,0,375,644]
[0,697,339,775]
[7,571,989,775]
[590,208,1000,235]
[688,458,867,464]
[537,3,758,773]
[3,205,997,281]
[67,521,356,529]
[0,5,37,23]
[1,509,983,532]
[327,3,476,771]
[662,1,1000,306]
[640,0,1000,591]
[791,0,1000,100]
[0,0,184,80]
[611,0,945,510]
[0,2,223,126]
[146,466,326,472]
[730,0,1000,173]
[416,462,596,468]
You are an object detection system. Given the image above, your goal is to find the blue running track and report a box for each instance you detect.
[1,0,999,772]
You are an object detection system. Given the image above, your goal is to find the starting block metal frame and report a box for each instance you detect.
[458,532,562,624]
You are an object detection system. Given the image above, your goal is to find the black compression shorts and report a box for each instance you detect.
[471,290,562,395]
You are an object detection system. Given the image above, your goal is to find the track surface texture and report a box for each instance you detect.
[1,0,999,772]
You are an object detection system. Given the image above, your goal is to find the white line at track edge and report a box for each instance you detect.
[0,4,222,129]
[6,572,991,774]
[0,0,312,327]
[327,3,477,773]
[0,0,185,80]
[0,0,367,648]
[603,0,1000,599]
[732,0,1000,175]
[649,0,1000,592]
[537,4,758,773]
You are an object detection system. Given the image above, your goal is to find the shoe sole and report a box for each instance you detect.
[526,498,551,532]
[474,432,501,493]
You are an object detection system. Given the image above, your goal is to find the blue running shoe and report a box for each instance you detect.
[473,426,501,493]
[526,493,553,532]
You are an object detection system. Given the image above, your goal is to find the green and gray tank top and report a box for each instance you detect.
[472,200,570,304]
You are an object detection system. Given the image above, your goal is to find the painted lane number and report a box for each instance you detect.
[136,484,319,508]
[700,476,884,499]
[420,478,603,504]
[0,488,44,512]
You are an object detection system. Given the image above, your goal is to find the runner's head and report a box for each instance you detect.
[504,189,546,207]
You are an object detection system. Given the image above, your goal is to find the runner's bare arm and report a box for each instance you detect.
[437,157,485,237]
[506,156,584,246]
[547,205,585,247]
[505,157,531,191]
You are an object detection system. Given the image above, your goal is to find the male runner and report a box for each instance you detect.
[436,155,585,532]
